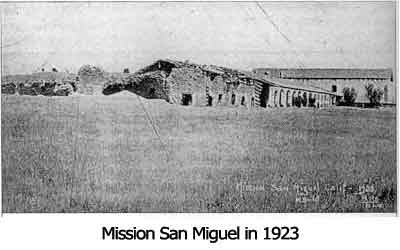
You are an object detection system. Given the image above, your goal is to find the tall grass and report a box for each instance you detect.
[1,94,396,212]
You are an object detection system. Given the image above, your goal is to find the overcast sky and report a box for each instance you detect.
[0,2,396,75]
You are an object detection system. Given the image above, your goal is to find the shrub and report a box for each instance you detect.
[365,83,384,108]
[123,68,130,74]
[342,87,357,106]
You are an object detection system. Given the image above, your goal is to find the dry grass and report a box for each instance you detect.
[1,93,396,212]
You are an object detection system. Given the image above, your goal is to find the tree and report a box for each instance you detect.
[342,87,357,106]
[365,83,384,107]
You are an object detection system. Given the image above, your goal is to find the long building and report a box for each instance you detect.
[103,59,339,108]
[253,68,395,106]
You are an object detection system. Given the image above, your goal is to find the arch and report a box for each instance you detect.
[320,94,324,107]
[302,92,308,107]
[260,84,270,108]
[313,93,318,107]
[279,89,285,107]
[292,91,296,106]
[286,90,291,107]
[308,92,313,107]
[296,91,302,107]
[274,89,279,107]
[296,91,301,107]
[318,94,322,108]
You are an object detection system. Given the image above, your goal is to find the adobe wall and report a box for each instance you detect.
[166,67,226,106]
[125,71,169,101]
[223,83,255,108]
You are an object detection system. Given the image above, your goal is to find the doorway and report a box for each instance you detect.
[207,95,213,106]
[260,84,269,107]
[181,94,192,105]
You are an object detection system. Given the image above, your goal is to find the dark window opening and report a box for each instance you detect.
[210,74,217,81]
[241,96,245,105]
[70,82,77,92]
[260,84,269,107]
[332,85,337,92]
[207,95,213,106]
[149,88,156,98]
[181,94,192,106]
[218,94,223,103]
[231,94,236,105]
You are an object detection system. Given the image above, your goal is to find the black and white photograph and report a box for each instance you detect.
[0,1,396,213]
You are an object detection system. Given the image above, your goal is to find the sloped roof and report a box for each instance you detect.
[135,59,198,75]
[259,77,339,96]
[135,59,248,77]
[254,68,393,79]
[132,60,338,96]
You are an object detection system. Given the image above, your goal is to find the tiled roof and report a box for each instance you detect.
[259,77,339,95]
[254,68,393,79]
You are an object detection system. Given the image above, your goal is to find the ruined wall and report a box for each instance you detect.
[125,71,169,101]
[224,82,255,108]
[165,66,256,107]
[77,65,106,95]
[166,66,225,106]
[1,81,75,96]
[105,61,258,108]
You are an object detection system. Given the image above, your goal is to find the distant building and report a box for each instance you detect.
[253,68,395,106]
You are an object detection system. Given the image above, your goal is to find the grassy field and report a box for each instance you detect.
[1,92,396,212]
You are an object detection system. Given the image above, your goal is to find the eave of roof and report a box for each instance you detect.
[253,68,393,80]
[255,77,340,96]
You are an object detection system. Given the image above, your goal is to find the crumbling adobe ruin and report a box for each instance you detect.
[103,59,257,108]
[1,71,78,96]
[1,60,339,108]
[77,65,106,95]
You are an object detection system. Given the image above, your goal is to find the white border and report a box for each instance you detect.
[0,0,399,249]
